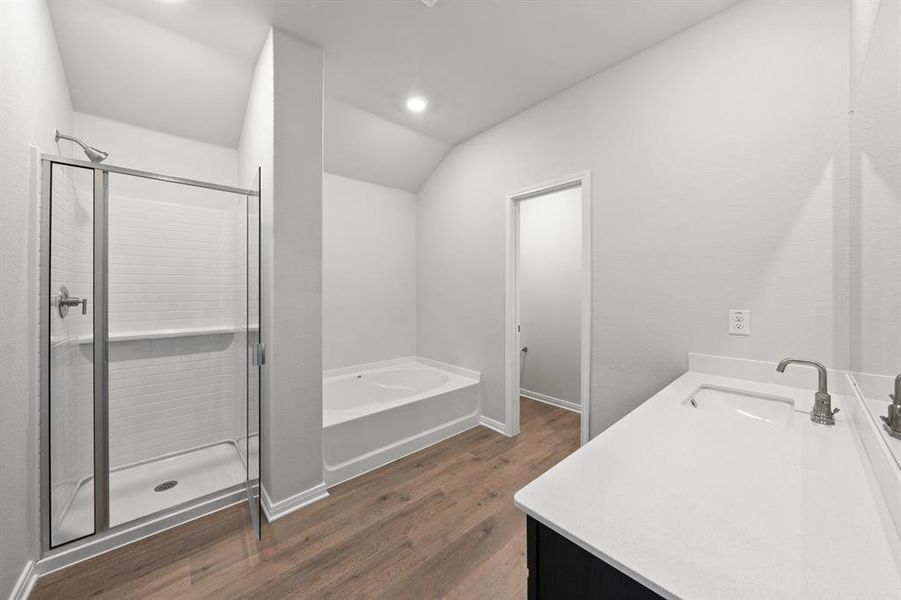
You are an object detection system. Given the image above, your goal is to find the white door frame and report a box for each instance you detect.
[504,171,592,446]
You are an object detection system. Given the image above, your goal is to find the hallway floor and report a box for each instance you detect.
[31,398,580,599]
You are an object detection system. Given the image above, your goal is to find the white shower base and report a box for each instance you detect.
[54,441,245,544]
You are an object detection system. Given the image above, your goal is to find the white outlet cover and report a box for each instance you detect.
[729,310,750,335]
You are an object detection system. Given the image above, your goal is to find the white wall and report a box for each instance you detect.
[518,186,582,408]
[238,28,325,509]
[417,0,849,435]
[849,0,901,376]
[323,173,417,370]
[73,112,238,184]
[237,30,273,493]
[0,0,73,594]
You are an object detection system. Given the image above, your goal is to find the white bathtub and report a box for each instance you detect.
[323,357,480,486]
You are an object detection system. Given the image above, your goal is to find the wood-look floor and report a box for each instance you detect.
[32,398,579,599]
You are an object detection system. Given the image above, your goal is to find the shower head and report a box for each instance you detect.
[55,130,109,163]
[82,145,109,163]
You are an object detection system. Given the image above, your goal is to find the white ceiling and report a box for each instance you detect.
[48,0,740,185]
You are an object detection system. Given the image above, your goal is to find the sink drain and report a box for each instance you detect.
[154,480,178,492]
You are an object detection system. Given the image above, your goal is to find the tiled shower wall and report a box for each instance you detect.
[106,180,247,468]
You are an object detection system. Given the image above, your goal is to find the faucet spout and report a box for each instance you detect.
[776,358,828,393]
[775,358,837,425]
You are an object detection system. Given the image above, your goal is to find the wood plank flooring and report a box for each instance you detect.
[31,398,579,599]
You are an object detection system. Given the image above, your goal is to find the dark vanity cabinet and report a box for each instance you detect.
[526,517,666,600]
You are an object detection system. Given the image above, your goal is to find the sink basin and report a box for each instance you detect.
[683,385,795,426]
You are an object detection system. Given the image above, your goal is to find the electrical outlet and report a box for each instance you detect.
[729,310,750,335]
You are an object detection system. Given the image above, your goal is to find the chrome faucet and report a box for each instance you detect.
[776,358,839,425]
[881,374,901,439]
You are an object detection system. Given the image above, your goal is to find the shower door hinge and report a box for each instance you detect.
[255,342,266,366]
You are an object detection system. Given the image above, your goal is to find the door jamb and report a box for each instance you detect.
[504,171,592,445]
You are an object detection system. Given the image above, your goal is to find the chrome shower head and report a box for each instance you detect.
[55,129,109,163]
[83,145,109,163]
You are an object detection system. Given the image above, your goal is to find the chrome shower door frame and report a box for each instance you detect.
[93,168,110,535]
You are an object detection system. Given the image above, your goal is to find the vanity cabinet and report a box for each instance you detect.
[527,517,664,600]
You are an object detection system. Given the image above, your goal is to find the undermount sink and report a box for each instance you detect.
[683,385,795,426]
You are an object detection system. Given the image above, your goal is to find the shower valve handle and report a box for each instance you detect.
[56,286,88,318]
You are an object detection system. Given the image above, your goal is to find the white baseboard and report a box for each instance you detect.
[262,482,329,523]
[8,560,37,600]
[520,389,581,413]
[479,415,510,436]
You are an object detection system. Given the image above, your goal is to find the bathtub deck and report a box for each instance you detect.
[31,398,580,600]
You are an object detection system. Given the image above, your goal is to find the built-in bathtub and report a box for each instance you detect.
[323,357,480,486]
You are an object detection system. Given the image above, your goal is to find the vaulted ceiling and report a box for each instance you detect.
[48,0,740,190]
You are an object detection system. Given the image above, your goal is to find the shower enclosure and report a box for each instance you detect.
[39,155,263,553]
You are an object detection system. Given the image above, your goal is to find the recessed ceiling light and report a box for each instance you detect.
[405,96,428,113]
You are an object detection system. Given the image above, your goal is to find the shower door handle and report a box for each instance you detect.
[255,342,266,366]
[55,286,88,318]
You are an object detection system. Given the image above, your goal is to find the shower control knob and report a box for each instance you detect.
[56,286,88,318]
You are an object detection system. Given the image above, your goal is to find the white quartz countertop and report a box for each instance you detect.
[514,370,901,599]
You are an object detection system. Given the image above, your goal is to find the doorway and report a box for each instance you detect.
[505,173,591,445]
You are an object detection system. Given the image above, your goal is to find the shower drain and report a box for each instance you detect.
[154,480,178,492]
